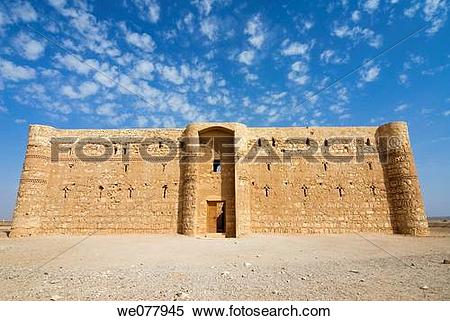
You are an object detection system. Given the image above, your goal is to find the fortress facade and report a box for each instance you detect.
[10,121,428,237]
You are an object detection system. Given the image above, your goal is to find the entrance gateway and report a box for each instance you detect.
[207,201,225,233]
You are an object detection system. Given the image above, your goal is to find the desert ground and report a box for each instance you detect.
[0,221,449,301]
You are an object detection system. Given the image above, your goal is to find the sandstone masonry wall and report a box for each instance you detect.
[10,122,428,237]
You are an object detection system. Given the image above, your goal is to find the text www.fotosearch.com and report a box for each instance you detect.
[116,304,331,318]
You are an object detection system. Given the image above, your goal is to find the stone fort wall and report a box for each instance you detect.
[10,122,428,237]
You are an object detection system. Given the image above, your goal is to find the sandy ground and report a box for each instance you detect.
[0,227,449,301]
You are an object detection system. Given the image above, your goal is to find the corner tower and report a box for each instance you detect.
[10,125,55,237]
[375,122,428,235]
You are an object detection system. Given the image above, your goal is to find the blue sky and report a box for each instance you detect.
[0,0,449,219]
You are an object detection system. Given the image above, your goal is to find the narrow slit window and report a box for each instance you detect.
[162,163,167,172]
[324,139,329,147]
[368,161,373,170]
[366,138,371,146]
[263,185,270,197]
[99,185,104,198]
[124,164,129,172]
[301,185,308,197]
[213,159,221,172]
[337,186,344,197]
[272,137,276,147]
[257,138,262,147]
[128,187,133,198]
[123,147,127,155]
[306,138,310,146]
[267,163,271,171]
[114,146,118,155]
[323,162,328,171]
[63,187,69,199]
[162,184,168,199]
[370,184,376,196]
[159,141,163,148]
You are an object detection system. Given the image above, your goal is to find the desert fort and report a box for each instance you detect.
[10,121,428,238]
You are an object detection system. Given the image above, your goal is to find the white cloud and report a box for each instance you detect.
[329,104,345,114]
[444,110,450,116]
[11,1,37,22]
[320,49,348,64]
[131,0,160,23]
[13,32,46,60]
[363,0,380,13]
[288,61,309,85]
[147,1,160,23]
[178,13,194,33]
[0,105,7,113]
[54,53,98,75]
[332,24,383,48]
[351,10,361,22]
[245,15,265,49]
[238,50,255,65]
[49,1,121,57]
[360,65,380,82]
[394,103,408,112]
[79,81,99,97]
[123,26,156,52]
[134,60,155,80]
[61,81,99,99]
[136,115,149,127]
[423,0,448,34]
[281,41,310,57]
[0,58,36,81]
[192,0,215,16]
[200,17,218,41]
[404,3,421,17]
[159,65,184,84]
[15,118,27,124]
[398,73,408,85]
[96,103,117,117]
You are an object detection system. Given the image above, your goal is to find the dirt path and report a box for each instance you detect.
[0,232,449,300]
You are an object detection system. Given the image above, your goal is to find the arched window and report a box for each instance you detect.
[306,138,310,146]
[366,138,371,146]
[324,139,329,147]
[99,185,104,198]
[263,185,270,197]
[123,147,127,155]
[257,138,262,147]
[267,163,271,171]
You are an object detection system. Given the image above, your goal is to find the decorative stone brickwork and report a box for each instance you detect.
[10,121,428,237]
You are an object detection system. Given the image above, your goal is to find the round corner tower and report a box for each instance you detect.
[10,125,55,237]
[375,121,428,236]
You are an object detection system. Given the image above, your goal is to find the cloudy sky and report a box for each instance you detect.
[0,0,449,218]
